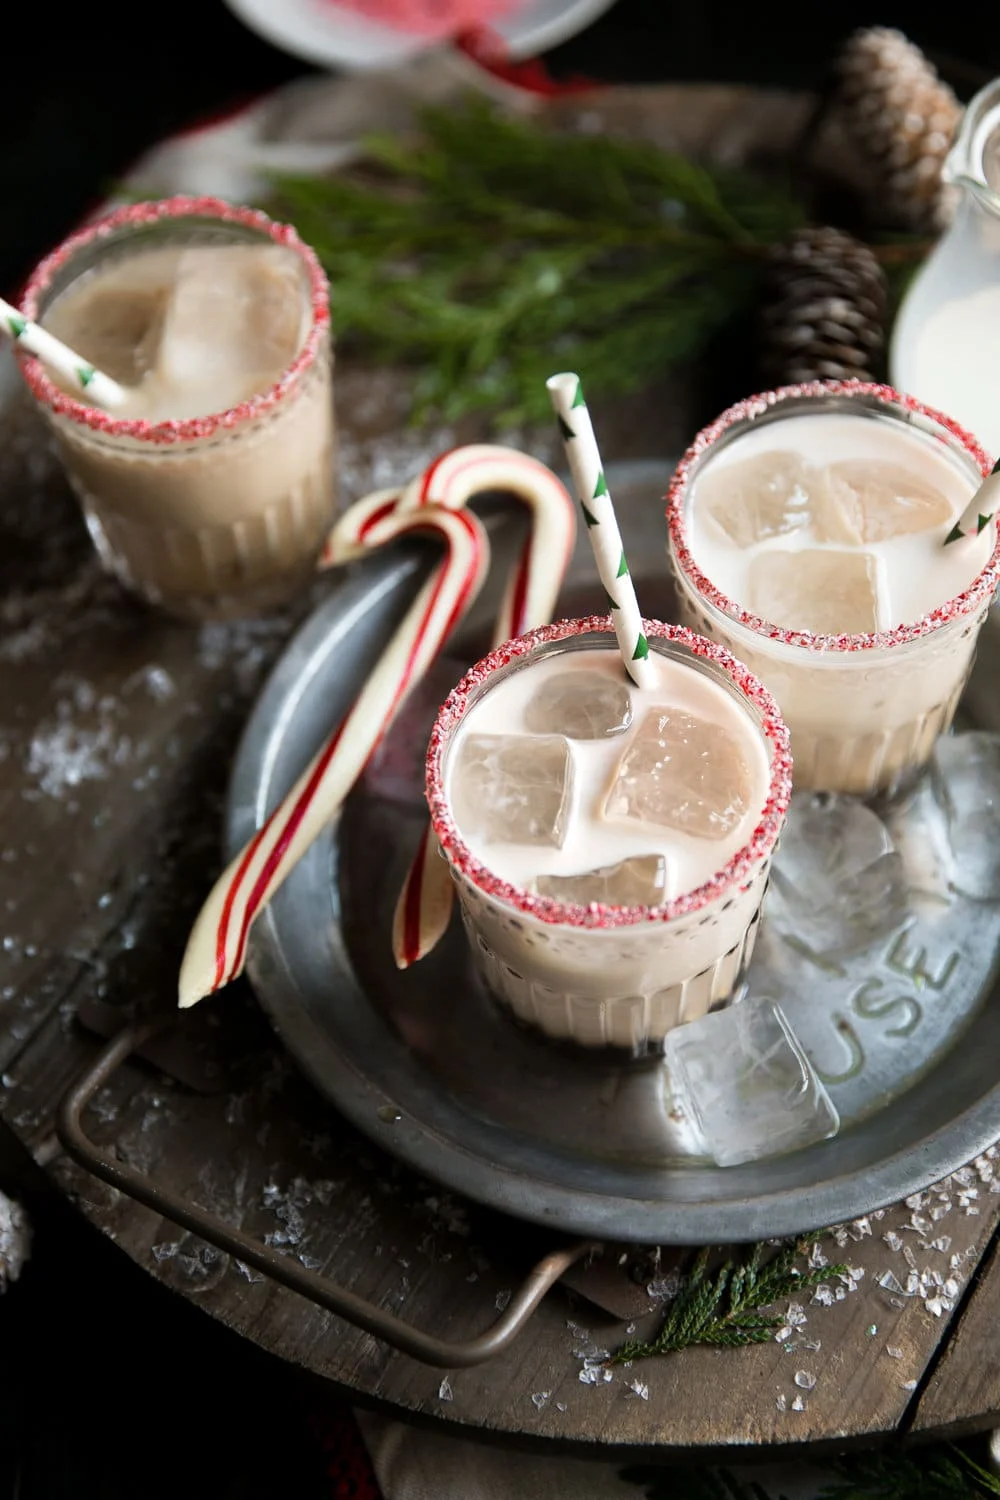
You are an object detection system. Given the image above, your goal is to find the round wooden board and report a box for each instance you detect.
[2,82,999,1458]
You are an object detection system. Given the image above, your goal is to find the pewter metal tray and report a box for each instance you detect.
[227,461,1000,1243]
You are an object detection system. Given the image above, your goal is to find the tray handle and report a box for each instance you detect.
[56,1020,595,1368]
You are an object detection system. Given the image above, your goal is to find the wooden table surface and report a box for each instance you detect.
[2,83,999,1460]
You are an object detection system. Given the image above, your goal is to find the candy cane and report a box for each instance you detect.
[391,445,576,969]
[324,449,575,630]
[320,488,403,568]
[178,505,490,1010]
[398,444,576,646]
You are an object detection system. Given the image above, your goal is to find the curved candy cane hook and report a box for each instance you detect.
[179,504,491,1009]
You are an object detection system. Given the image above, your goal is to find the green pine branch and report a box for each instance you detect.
[612,1235,848,1363]
[817,1447,1000,1499]
[114,95,933,428]
[263,97,806,426]
[619,1446,1000,1500]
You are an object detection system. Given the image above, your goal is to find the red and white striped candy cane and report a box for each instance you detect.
[391,444,576,969]
[397,444,576,646]
[319,487,402,568]
[178,505,490,1010]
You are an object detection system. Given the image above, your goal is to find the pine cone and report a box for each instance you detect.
[758,227,888,386]
[836,27,962,232]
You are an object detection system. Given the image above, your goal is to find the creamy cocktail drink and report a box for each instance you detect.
[18,197,334,620]
[668,384,1000,795]
[426,618,790,1053]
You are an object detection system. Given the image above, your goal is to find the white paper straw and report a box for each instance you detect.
[546,371,655,687]
[2,297,128,410]
[944,458,1000,545]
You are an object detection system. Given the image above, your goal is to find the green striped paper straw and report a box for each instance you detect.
[547,372,655,688]
[2,297,127,411]
[944,458,1000,545]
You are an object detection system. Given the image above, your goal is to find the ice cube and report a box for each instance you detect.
[818,461,953,544]
[44,256,171,387]
[932,732,1000,898]
[605,709,752,840]
[697,452,813,547]
[767,793,907,954]
[450,734,573,847]
[536,855,667,906]
[523,671,632,739]
[156,245,308,404]
[747,548,880,634]
[664,996,840,1167]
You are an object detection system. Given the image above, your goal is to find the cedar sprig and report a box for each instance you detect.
[816,1446,1000,1499]
[265,97,804,426]
[619,1445,1000,1500]
[612,1234,847,1363]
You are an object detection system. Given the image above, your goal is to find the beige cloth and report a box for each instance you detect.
[356,1408,828,1499]
[120,52,543,206]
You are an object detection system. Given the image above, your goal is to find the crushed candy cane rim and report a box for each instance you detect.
[19,196,330,446]
[666,380,1000,653]
[425,615,792,930]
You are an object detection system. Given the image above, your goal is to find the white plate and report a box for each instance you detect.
[223,0,617,70]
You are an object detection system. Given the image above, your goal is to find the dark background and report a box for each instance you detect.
[3,0,1000,295]
[3,2,1000,1494]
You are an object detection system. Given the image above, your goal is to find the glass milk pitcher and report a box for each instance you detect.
[891,79,1000,457]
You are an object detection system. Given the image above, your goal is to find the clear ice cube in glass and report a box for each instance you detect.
[605,708,753,840]
[450,734,573,847]
[67,283,168,387]
[747,548,880,634]
[932,731,1000,898]
[818,460,953,544]
[697,451,813,547]
[157,245,308,399]
[537,854,667,906]
[767,792,907,954]
[664,996,840,1167]
[523,670,632,739]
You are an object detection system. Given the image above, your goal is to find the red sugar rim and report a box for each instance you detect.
[425,615,792,930]
[666,380,1000,653]
[18,196,330,446]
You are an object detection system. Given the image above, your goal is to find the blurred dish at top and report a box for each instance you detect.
[223,0,617,69]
